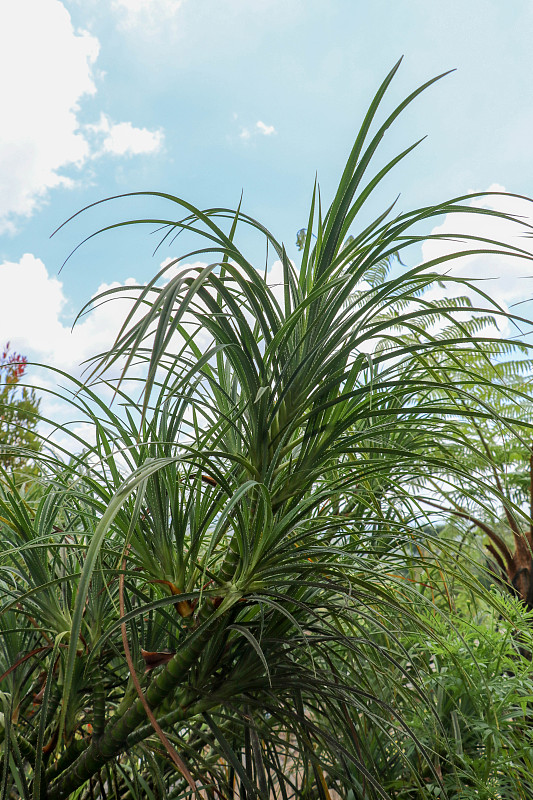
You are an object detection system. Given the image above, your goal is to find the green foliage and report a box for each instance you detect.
[383,595,533,799]
[1,61,533,800]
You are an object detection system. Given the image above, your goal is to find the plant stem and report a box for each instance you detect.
[47,598,218,799]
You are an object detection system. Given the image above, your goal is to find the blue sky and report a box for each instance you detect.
[1,0,533,392]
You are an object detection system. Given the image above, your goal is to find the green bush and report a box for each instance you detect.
[381,595,533,798]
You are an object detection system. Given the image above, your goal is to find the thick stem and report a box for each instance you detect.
[45,738,89,784]
[125,692,221,750]
[47,598,217,800]
[92,662,106,739]
[16,733,36,763]
[218,534,241,584]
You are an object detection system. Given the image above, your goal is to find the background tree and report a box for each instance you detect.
[0,342,40,473]
[407,335,533,609]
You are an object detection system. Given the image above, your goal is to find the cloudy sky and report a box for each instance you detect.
[1,0,533,419]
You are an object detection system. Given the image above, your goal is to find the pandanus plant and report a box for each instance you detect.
[1,60,533,799]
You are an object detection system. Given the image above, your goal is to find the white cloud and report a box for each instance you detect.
[0,252,216,451]
[111,0,185,29]
[0,253,138,370]
[85,114,164,157]
[239,120,277,141]
[0,254,222,380]
[256,120,276,136]
[0,1,165,233]
[0,1,98,232]
[420,185,533,329]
